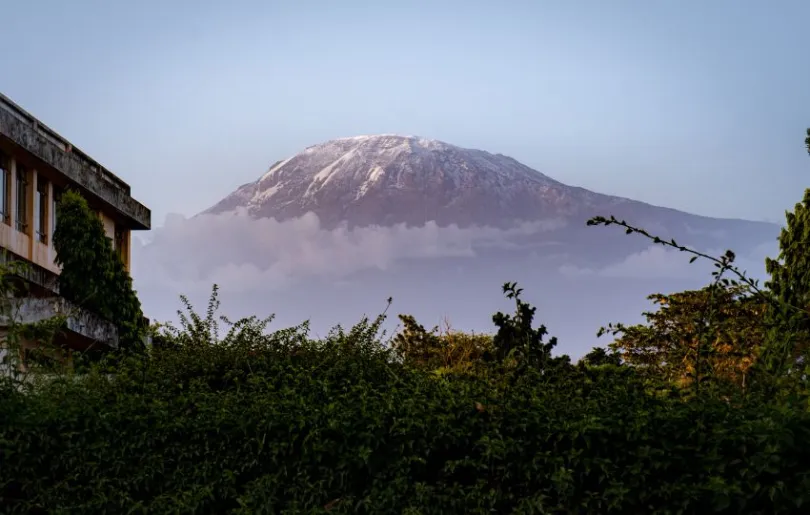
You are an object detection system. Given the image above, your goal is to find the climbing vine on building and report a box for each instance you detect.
[52,189,144,350]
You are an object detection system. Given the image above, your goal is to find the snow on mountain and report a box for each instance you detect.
[202,134,778,257]
[203,134,637,229]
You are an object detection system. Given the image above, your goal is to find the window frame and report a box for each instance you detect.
[0,152,8,225]
[114,226,127,263]
[35,177,48,244]
[15,164,28,234]
[51,187,62,239]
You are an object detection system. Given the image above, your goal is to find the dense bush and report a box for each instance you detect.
[52,189,145,350]
[1,284,810,514]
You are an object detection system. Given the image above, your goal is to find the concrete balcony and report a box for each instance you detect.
[0,296,118,350]
[0,250,60,295]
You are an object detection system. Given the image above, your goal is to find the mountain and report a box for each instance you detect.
[205,135,639,228]
[203,134,777,255]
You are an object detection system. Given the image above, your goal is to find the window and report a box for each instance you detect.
[51,187,62,239]
[114,226,127,263]
[15,164,28,233]
[0,152,8,224]
[35,178,48,244]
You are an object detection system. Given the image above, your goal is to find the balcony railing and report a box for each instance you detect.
[0,296,119,349]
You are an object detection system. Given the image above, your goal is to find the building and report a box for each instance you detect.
[0,92,150,371]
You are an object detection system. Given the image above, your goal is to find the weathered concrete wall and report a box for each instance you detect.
[0,250,59,294]
[0,345,10,376]
[0,94,150,230]
[0,296,118,348]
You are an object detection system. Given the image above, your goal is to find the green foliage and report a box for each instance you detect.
[600,284,765,392]
[0,255,71,384]
[805,127,809,154]
[52,189,144,350]
[764,189,810,359]
[3,282,810,513]
[581,346,622,367]
[757,134,810,389]
[490,282,559,369]
[392,314,493,376]
[587,209,804,397]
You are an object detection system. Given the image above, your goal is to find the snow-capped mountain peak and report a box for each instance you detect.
[205,134,604,228]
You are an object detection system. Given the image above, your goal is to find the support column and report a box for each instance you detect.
[47,181,55,267]
[125,230,131,273]
[8,158,16,231]
[28,169,37,256]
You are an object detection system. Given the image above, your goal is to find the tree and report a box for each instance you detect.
[602,284,766,391]
[490,282,559,370]
[393,283,564,377]
[580,346,622,367]
[392,314,492,375]
[52,190,145,350]
[805,127,809,154]
[761,129,810,374]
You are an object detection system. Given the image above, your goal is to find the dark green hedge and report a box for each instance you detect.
[2,330,810,515]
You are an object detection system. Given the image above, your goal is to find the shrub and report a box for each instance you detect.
[2,281,810,514]
[52,189,144,350]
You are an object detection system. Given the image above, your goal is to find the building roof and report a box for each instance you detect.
[0,92,151,230]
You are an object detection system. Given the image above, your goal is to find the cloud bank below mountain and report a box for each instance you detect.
[132,209,568,295]
[559,241,775,281]
[133,210,773,302]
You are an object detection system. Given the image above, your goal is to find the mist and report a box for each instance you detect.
[131,211,779,359]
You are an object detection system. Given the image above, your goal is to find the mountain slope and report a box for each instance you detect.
[204,135,638,228]
[203,134,778,254]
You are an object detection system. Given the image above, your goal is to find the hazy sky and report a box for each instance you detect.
[3,0,809,226]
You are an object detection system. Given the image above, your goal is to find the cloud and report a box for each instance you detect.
[131,209,565,295]
[559,246,701,279]
[559,243,774,281]
[682,223,730,240]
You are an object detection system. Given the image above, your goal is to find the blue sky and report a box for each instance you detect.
[3,0,809,226]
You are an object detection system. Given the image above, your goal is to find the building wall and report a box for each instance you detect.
[0,329,79,375]
[100,211,115,240]
[0,145,132,275]
[99,210,131,272]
